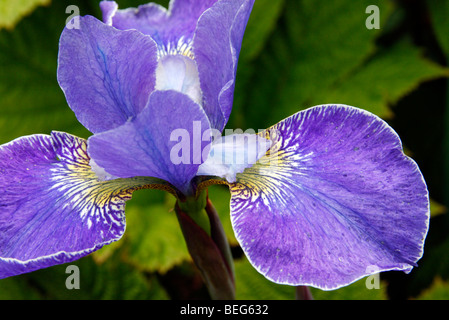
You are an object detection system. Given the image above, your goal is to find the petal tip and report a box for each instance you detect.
[100,0,118,25]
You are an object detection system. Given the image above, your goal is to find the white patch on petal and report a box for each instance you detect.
[197,133,272,183]
[155,54,202,106]
[89,158,118,181]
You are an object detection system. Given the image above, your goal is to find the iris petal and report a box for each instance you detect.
[0,132,162,279]
[88,90,212,195]
[197,133,271,183]
[229,105,429,290]
[194,0,255,130]
[57,15,158,133]
[155,54,202,105]
[99,0,254,131]
[100,0,218,48]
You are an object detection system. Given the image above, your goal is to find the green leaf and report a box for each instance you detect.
[310,277,388,300]
[0,0,50,29]
[316,38,449,117]
[0,250,169,300]
[0,276,42,299]
[0,0,95,144]
[234,256,388,300]
[207,184,238,245]
[231,0,448,131]
[231,0,284,129]
[234,256,295,300]
[233,0,392,130]
[239,0,285,62]
[417,277,449,300]
[430,198,447,218]
[276,0,389,112]
[23,255,168,300]
[404,236,449,297]
[427,0,449,58]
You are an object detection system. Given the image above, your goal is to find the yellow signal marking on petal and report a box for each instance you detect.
[194,178,229,197]
[229,124,314,212]
[49,132,177,226]
[157,37,195,59]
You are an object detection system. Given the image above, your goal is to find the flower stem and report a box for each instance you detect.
[175,190,235,299]
[295,286,313,300]
[205,197,235,283]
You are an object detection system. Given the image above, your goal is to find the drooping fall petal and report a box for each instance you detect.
[229,104,429,290]
[0,132,162,279]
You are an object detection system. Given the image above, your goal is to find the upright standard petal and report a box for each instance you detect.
[193,0,255,130]
[100,0,218,49]
[88,90,212,195]
[229,105,429,290]
[57,15,158,133]
[0,132,161,279]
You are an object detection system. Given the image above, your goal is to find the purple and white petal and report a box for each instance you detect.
[100,0,218,50]
[197,133,271,183]
[0,132,160,279]
[99,0,254,131]
[229,105,430,290]
[57,15,158,134]
[193,0,255,130]
[155,54,202,106]
[88,90,212,195]
[100,0,118,25]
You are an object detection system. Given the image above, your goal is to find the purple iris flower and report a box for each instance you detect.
[0,0,429,294]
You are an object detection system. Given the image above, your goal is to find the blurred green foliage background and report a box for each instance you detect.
[0,0,448,300]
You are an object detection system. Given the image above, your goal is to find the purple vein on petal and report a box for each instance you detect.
[228,104,429,290]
